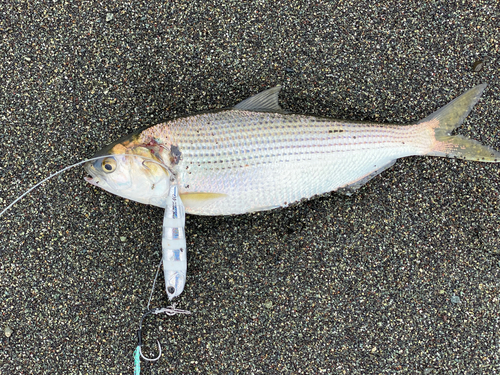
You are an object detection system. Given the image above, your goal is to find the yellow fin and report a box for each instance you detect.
[421,84,500,162]
[180,192,227,203]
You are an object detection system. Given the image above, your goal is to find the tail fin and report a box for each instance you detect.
[421,83,500,162]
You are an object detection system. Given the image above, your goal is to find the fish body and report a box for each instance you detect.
[139,110,434,215]
[85,84,500,215]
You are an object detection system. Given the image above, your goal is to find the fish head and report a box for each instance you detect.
[84,136,172,208]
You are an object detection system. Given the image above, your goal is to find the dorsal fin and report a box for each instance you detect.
[233,86,283,112]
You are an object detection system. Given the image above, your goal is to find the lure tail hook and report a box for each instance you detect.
[135,305,191,367]
[136,328,162,362]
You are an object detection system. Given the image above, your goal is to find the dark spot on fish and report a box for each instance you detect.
[170,145,182,165]
[167,286,175,294]
[329,129,344,133]
[185,184,189,188]
[151,184,155,190]
[180,248,184,252]
[353,136,356,139]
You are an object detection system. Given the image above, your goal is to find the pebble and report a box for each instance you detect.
[472,60,484,72]
[4,325,13,338]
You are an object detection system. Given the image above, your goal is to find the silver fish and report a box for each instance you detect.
[84,84,499,299]
[85,84,499,216]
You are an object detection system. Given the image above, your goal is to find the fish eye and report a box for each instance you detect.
[101,157,117,173]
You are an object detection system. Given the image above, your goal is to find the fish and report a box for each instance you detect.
[85,83,499,215]
[84,84,500,299]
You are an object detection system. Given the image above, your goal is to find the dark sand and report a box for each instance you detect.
[1,1,499,373]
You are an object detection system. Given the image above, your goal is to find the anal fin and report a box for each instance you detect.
[336,160,396,196]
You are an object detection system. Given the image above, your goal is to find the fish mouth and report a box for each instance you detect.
[84,175,100,187]
[84,171,113,192]
[83,161,102,187]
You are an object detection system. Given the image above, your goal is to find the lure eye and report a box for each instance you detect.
[101,157,117,173]
[167,286,175,294]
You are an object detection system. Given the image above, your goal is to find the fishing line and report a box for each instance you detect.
[134,257,191,374]
[147,258,164,311]
[1,152,191,374]
[0,154,171,218]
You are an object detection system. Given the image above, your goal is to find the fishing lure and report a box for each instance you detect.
[162,182,187,300]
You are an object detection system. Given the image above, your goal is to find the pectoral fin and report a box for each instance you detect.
[180,192,228,210]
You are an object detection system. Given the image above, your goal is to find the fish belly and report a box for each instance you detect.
[143,110,431,215]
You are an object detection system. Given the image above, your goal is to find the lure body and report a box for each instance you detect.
[162,183,187,300]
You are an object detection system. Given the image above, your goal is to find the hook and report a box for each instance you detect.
[139,340,162,362]
[135,305,190,364]
[137,329,162,362]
